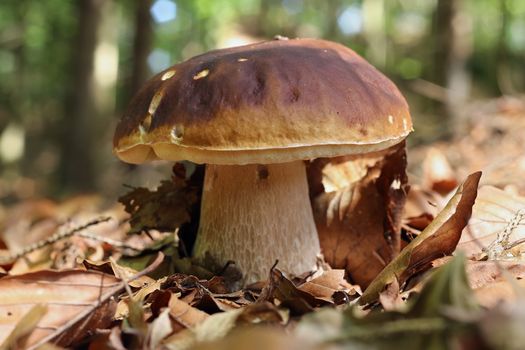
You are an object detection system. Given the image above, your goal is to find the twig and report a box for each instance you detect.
[0,217,129,264]
[76,231,142,252]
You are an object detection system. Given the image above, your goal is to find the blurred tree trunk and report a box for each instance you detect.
[60,0,106,192]
[496,0,514,95]
[432,0,472,129]
[129,0,153,98]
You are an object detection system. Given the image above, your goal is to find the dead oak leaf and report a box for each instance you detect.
[360,172,481,305]
[0,270,120,349]
[457,186,525,259]
[311,143,408,288]
[297,269,359,303]
[119,166,199,235]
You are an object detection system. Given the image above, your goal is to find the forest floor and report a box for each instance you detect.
[1,96,525,349]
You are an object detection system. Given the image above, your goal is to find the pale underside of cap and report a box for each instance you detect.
[114,38,412,165]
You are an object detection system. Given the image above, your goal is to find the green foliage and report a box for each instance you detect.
[0,0,523,197]
[297,255,484,349]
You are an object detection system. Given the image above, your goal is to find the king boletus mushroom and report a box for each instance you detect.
[113,38,412,284]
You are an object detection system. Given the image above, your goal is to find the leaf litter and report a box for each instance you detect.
[1,97,525,348]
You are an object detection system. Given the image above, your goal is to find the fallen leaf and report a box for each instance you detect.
[259,268,324,316]
[169,293,209,331]
[297,269,359,303]
[119,164,199,235]
[360,172,481,304]
[0,270,120,348]
[457,186,525,259]
[299,256,481,349]
[378,279,404,311]
[83,258,154,288]
[432,258,525,290]
[474,278,525,308]
[147,308,173,349]
[312,142,408,288]
[1,304,48,349]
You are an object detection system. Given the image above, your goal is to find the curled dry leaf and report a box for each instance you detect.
[360,172,481,305]
[118,164,200,235]
[457,186,525,259]
[297,269,359,303]
[258,268,319,316]
[0,270,120,349]
[163,302,288,350]
[311,142,408,288]
[259,268,358,316]
[169,293,209,331]
[83,258,154,288]
[378,279,404,311]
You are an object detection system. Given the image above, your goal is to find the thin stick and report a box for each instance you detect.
[77,231,142,251]
[0,217,115,264]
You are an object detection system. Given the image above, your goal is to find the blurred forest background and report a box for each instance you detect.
[0,0,524,203]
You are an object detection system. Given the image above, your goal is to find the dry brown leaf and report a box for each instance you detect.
[378,279,404,311]
[119,164,200,235]
[115,277,165,320]
[312,143,408,288]
[360,172,481,304]
[457,186,525,259]
[474,278,525,308]
[147,308,173,349]
[403,186,446,219]
[169,293,209,331]
[402,172,482,280]
[298,269,358,303]
[432,257,525,308]
[83,259,154,288]
[0,270,120,349]
[433,257,525,290]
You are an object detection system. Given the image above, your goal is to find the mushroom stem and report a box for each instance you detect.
[193,161,320,284]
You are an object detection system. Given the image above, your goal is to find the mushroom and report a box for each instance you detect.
[113,38,412,284]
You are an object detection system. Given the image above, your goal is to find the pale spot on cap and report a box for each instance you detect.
[148,91,163,115]
[161,69,176,81]
[193,69,209,80]
[171,124,184,142]
[391,178,401,189]
[402,118,408,130]
[388,115,394,124]
[237,58,248,62]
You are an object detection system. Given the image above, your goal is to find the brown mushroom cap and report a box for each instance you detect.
[113,38,412,165]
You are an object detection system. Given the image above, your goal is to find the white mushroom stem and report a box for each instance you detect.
[193,161,320,284]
